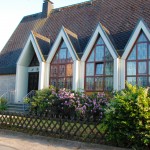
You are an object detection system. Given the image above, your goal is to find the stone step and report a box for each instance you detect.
[6,104,29,113]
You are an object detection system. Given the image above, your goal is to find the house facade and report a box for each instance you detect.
[0,0,150,103]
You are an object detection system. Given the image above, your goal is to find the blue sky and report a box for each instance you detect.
[0,0,88,51]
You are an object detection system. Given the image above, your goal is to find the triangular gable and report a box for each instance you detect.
[122,19,150,59]
[64,28,81,56]
[81,23,118,61]
[33,31,50,59]
[46,26,79,63]
[17,32,45,65]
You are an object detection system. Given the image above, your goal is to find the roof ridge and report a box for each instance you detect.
[32,31,50,43]
[52,0,93,13]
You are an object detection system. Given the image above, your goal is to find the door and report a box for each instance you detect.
[28,72,39,93]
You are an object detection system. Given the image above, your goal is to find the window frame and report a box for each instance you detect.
[126,32,150,87]
[50,41,73,89]
[85,36,113,92]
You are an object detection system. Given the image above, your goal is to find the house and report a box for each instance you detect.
[0,0,150,104]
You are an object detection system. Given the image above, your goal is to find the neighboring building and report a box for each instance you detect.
[0,0,150,103]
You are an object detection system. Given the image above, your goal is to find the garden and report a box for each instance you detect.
[0,83,150,149]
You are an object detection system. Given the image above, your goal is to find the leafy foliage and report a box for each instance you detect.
[0,97,7,111]
[25,87,109,120]
[24,88,57,114]
[104,83,150,149]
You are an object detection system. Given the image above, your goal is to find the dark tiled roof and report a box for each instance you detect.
[1,0,150,74]
[32,31,50,60]
[64,27,82,58]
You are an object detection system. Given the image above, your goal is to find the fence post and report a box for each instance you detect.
[59,115,62,137]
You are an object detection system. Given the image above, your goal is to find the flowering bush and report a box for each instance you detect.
[25,87,109,120]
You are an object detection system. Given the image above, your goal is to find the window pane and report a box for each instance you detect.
[105,77,113,91]
[86,63,94,76]
[137,43,147,60]
[137,77,147,87]
[149,45,150,59]
[128,46,136,60]
[50,78,57,87]
[138,62,147,74]
[67,50,73,62]
[105,62,113,75]
[51,66,58,77]
[95,77,103,90]
[87,50,94,62]
[127,77,136,86]
[86,78,94,90]
[61,42,67,48]
[58,78,65,89]
[66,64,73,76]
[66,78,72,89]
[59,65,65,77]
[105,47,113,61]
[59,49,67,62]
[127,62,136,75]
[95,46,104,61]
[53,53,59,64]
[97,37,104,45]
[96,63,103,75]
[138,33,147,42]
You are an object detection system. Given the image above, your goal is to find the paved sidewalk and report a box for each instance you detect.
[0,130,128,150]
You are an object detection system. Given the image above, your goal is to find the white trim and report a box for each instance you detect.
[16,32,45,103]
[81,23,118,62]
[46,27,79,91]
[46,26,78,63]
[17,33,43,65]
[121,19,150,89]
[114,58,119,91]
[28,67,39,72]
[81,23,118,91]
[79,61,85,91]
[122,20,150,59]
[45,63,50,88]
[39,62,45,89]
[120,59,125,89]
[73,60,79,91]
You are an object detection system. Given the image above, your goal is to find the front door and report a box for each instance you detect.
[28,72,39,92]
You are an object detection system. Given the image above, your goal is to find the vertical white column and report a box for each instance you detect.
[120,59,125,89]
[79,61,85,91]
[114,58,119,91]
[73,60,79,91]
[15,65,28,103]
[39,62,45,90]
[45,63,50,88]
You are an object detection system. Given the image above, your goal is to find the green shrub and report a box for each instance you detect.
[0,97,7,111]
[24,88,58,114]
[104,83,150,149]
[25,87,110,119]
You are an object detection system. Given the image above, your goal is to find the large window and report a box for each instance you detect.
[50,41,73,89]
[85,36,114,91]
[126,32,150,87]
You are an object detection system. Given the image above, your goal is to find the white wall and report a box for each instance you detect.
[0,74,16,96]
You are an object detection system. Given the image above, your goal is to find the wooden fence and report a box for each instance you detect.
[0,111,107,144]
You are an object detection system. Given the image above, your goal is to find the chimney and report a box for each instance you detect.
[42,0,54,18]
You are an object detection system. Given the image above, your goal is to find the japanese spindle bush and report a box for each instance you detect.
[104,83,150,149]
